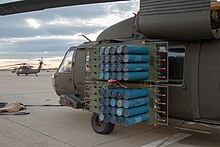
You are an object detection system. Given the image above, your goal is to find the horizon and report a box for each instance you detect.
[0,56,63,69]
[0,0,139,68]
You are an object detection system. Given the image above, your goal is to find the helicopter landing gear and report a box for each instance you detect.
[91,113,114,134]
[25,74,28,76]
[17,74,19,76]
[35,74,38,76]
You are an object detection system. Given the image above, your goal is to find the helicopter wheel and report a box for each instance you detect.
[17,74,19,76]
[91,113,114,134]
[26,74,28,76]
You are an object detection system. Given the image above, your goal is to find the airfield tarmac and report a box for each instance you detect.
[0,71,220,147]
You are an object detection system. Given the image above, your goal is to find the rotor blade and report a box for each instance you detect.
[27,63,39,65]
[0,65,15,68]
[0,0,129,16]
[0,63,27,67]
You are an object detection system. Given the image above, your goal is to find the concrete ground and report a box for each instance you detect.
[0,71,220,147]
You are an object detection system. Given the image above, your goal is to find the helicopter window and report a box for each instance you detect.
[58,50,74,73]
[168,48,185,85]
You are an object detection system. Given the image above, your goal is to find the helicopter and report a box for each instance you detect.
[0,58,46,76]
[1,0,220,134]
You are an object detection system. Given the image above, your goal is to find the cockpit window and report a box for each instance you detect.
[168,48,185,84]
[58,50,74,73]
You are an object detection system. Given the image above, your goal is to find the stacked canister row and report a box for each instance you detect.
[98,87,150,126]
[98,45,150,81]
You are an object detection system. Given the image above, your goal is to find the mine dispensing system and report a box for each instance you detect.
[83,42,169,133]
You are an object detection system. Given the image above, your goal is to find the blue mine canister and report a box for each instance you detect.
[105,106,111,114]
[123,63,149,72]
[116,88,135,99]
[116,90,123,99]
[116,72,123,81]
[110,116,117,124]
[110,72,116,80]
[110,64,116,71]
[104,64,110,71]
[110,88,126,98]
[99,63,105,71]
[123,97,149,108]
[110,107,117,116]
[105,114,111,122]
[123,89,149,99]
[123,54,149,63]
[117,117,123,125]
[116,64,123,71]
[104,72,110,80]
[122,45,149,54]
[110,46,115,55]
[101,114,111,122]
[110,55,116,63]
[99,113,105,121]
[110,46,117,54]
[123,113,149,127]
[99,55,105,63]
[123,105,149,117]
[123,72,149,81]
[104,88,110,97]
[99,105,105,113]
[116,89,127,99]
[116,108,124,116]
[117,99,123,108]
[110,89,116,98]
[116,55,123,63]
[99,46,105,55]
[106,114,112,122]
[99,97,105,105]
[116,45,124,54]
[98,72,104,80]
[104,55,110,63]
[105,46,111,55]
[99,88,105,97]
[104,98,111,106]
[110,99,117,107]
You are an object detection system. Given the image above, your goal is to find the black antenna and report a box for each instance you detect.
[79,34,92,42]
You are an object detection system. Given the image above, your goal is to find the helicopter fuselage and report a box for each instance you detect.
[16,67,39,75]
[15,60,44,76]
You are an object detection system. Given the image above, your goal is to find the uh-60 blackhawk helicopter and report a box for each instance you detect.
[1,0,220,134]
[0,57,46,76]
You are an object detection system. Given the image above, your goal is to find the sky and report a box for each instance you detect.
[0,0,139,68]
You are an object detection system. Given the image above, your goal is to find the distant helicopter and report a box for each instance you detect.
[1,0,220,134]
[0,58,46,76]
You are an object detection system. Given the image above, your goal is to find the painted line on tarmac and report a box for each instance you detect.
[187,121,220,130]
[141,132,191,147]
[175,127,211,135]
